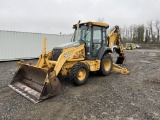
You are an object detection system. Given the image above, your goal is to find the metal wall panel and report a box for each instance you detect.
[0,30,72,61]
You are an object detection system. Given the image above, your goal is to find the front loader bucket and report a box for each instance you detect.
[9,64,61,103]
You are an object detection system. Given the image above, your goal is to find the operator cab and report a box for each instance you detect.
[73,22,110,59]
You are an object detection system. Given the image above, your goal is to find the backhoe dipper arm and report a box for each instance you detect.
[107,26,129,74]
[108,26,124,57]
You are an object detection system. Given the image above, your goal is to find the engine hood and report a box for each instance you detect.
[54,41,83,49]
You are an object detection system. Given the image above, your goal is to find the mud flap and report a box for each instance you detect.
[9,64,61,103]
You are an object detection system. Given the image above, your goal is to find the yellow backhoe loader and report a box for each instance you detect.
[125,43,136,50]
[9,21,129,103]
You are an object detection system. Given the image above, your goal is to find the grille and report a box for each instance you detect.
[52,49,62,61]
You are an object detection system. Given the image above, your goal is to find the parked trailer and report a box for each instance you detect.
[0,30,72,61]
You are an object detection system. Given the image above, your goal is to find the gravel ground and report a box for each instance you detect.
[0,49,160,120]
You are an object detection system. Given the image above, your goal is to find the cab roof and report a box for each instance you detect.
[73,21,109,28]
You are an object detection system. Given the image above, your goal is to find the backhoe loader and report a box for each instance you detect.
[125,43,136,50]
[9,21,129,103]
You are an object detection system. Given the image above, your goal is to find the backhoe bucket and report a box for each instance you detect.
[9,64,61,103]
[115,48,125,64]
[116,56,125,64]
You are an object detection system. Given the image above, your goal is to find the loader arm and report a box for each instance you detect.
[36,38,49,68]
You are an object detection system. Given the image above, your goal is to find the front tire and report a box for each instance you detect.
[99,54,113,76]
[70,62,89,86]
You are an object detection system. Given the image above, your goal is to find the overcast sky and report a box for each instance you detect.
[0,0,159,34]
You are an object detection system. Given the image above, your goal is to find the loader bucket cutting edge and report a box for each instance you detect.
[9,64,61,103]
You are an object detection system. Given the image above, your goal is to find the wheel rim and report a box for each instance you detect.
[77,68,86,81]
[104,59,111,71]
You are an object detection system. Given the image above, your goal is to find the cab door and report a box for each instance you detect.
[92,26,106,58]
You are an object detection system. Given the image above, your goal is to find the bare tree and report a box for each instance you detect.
[144,28,149,43]
[155,19,160,43]
[129,25,133,41]
[97,18,105,22]
[147,20,153,43]
[132,25,138,43]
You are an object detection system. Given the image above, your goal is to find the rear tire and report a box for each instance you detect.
[98,54,113,76]
[70,62,89,86]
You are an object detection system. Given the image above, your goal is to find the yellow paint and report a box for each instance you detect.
[108,26,124,55]
[77,68,86,81]
[104,59,111,71]
[82,60,100,71]
[125,43,136,50]
[112,63,129,75]
[73,21,109,28]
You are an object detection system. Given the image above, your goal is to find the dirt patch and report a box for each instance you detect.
[0,49,160,120]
